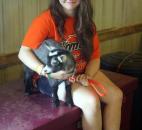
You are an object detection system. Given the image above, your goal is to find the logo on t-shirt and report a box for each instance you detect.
[60,34,87,74]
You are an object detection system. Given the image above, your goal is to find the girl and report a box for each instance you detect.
[18,0,123,130]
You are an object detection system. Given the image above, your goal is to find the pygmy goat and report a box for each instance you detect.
[24,39,76,107]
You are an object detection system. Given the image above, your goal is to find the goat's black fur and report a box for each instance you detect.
[24,39,75,107]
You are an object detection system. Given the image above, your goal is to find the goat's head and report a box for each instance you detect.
[41,39,76,75]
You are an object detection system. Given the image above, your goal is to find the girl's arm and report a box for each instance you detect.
[18,45,72,79]
[85,58,100,78]
[75,58,100,83]
[85,32,101,78]
[18,45,44,74]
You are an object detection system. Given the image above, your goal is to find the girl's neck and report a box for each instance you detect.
[63,9,75,17]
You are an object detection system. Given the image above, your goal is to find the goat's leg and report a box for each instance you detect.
[52,85,60,107]
[24,66,34,95]
[65,81,74,107]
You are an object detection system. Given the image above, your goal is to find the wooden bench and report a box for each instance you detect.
[0,70,138,130]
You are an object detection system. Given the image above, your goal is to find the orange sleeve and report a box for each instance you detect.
[91,33,101,59]
[22,11,51,49]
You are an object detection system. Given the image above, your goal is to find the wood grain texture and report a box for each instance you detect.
[0,0,142,83]
[0,0,142,54]
[98,23,142,41]
[0,0,4,54]
[0,23,142,69]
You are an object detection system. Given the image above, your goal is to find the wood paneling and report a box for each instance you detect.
[92,0,142,55]
[0,64,23,85]
[93,0,104,29]
[98,24,142,41]
[1,23,142,69]
[2,0,21,53]
[0,0,50,56]
[0,0,142,55]
[0,0,142,83]
[0,52,21,69]
[0,0,4,53]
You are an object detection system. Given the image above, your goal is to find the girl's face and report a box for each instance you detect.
[59,0,81,16]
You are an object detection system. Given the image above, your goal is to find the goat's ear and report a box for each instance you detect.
[45,44,55,51]
[44,39,59,51]
[45,43,56,51]
[49,51,58,56]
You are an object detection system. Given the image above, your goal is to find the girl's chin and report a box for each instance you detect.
[64,5,77,10]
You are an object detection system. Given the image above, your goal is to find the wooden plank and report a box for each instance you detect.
[0,0,4,54]
[37,0,50,15]
[113,0,124,26]
[0,64,23,85]
[98,23,142,41]
[101,0,114,29]
[0,23,142,69]
[0,52,21,69]
[93,0,103,30]
[22,0,38,33]
[3,0,21,54]
[0,68,6,85]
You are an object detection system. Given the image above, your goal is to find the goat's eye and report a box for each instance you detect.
[60,55,67,62]
[51,57,59,66]
[57,55,67,63]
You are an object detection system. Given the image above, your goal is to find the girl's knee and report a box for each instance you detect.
[111,87,123,103]
[72,83,101,112]
[115,87,123,99]
[81,94,101,112]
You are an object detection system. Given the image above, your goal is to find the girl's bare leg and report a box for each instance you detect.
[58,82,102,130]
[93,70,123,130]
[58,69,123,130]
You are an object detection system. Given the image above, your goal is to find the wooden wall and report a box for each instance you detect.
[93,0,142,54]
[0,0,142,55]
[0,0,142,84]
[0,0,50,54]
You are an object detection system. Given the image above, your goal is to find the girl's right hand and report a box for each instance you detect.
[40,65,72,80]
[45,70,73,80]
[76,74,89,86]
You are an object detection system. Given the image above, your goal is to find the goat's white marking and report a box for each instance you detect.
[49,51,58,56]
[45,44,56,51]
[58,56,63,63]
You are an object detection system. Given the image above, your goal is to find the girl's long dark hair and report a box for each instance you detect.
[49,0,96,61]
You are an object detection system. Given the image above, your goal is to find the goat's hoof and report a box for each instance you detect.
[52,101,60,108]
[68,103,74,108]
[24,92,32,96]
[65,102,74,107]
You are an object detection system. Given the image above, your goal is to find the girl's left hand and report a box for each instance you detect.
[76,74,89,86]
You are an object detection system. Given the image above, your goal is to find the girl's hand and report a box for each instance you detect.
[39,65,72,80]
[46,71,73,80]
[76,74,89,86]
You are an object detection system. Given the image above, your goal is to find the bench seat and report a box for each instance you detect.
[0,70,138,130]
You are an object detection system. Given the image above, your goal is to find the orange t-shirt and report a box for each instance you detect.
[22,9,100,74]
